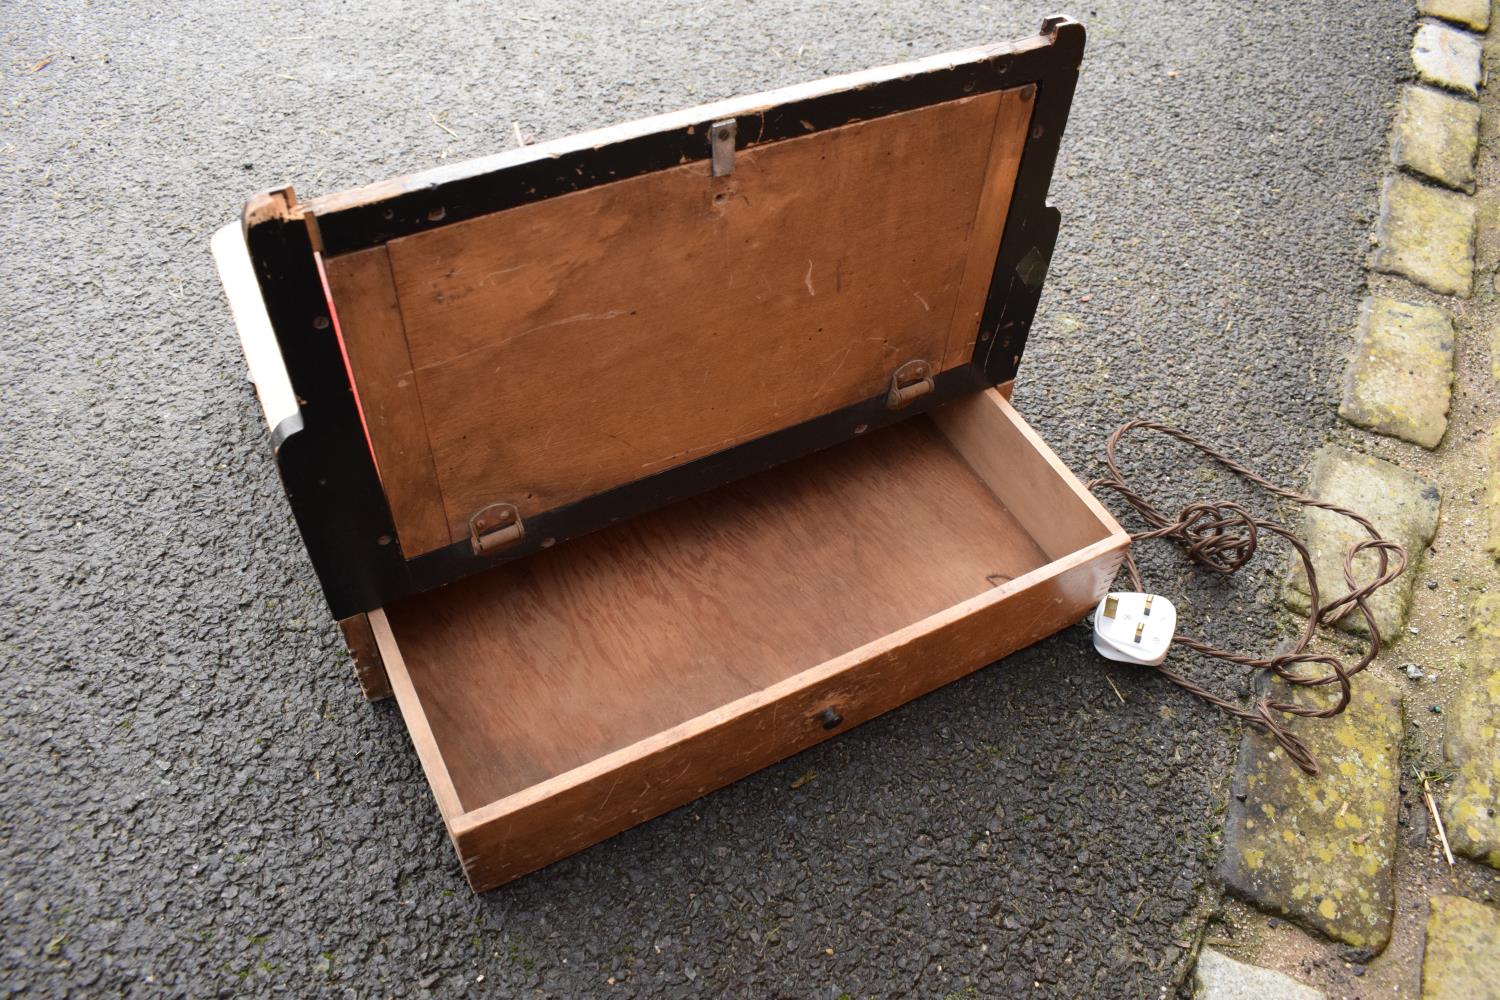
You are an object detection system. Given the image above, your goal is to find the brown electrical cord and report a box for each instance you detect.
[1087,420,1408,776]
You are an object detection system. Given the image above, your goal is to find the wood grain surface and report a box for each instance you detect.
[324,88,1033,553]
[375,392,1129,891]
[322,246,451,555]
[449,534,1125,891]
[384,415,1050,809]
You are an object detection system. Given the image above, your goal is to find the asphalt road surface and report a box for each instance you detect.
[1,2,1409,996]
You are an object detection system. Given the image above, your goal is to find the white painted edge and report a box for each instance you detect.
[210,221,299,432]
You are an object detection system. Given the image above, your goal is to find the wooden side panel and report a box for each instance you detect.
[369,87,1034,540]
[932,388,1124,560]
[443,536,1127,891]
[941,90,1037,371]
[323,246,451,556]
[368,609,464,822]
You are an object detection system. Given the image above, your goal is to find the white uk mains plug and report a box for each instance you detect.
[1092,591,1176,666]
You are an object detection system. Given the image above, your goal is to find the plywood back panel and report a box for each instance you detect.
[324,87,1034,555]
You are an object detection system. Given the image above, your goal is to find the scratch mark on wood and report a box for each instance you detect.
[811,344,855,398]
[597,771,624,812]
[420,310,630,375]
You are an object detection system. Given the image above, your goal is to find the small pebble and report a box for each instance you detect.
[1404,664,1425,680]
[1353,966,1366,977]
[1426,580,1438,590]
[1268,917,1280,928]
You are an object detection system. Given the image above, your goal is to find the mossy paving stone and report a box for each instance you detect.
[1218,671,1404,951]
[1487,423,1500,561]
[1284,446,1442,638]
[1418,0,1491,32]
[1420,895,1500,999]
[1370,173,1476,297]
[1443,595,1500,868]
[1391,85,1480,192]
[1338,296,1456,449]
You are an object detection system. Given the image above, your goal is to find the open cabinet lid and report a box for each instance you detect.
[237,16,1085,619]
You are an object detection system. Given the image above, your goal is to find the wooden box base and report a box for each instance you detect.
[370,388,1126,891]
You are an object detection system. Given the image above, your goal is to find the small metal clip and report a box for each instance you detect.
[886,359,935,410]
[469,502,525,555]
[710,118,736,177]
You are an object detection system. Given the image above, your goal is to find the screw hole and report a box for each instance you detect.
[427,206,446,222]
[1031,124,1043,139]
[713,192,728,205]
[383,208,394,220]
[312,315,330,330]
[541,537,556,548]
[377,535,391,546]
[854,423,868,434]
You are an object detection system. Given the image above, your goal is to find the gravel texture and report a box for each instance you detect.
[0,1,1409,996]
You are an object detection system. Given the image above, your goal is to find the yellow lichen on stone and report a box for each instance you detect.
[1339,296,1457,448]
[1370,173,1476,296]
[1443,595,1500,870]
[1422,896,1500,999]
[1284,446,1441,637]
[1218,671,1404,949]
[1487,423,1500,560]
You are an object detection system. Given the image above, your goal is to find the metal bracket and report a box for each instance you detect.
[710,118,736,176]
[1016,244,1049,291]
[469,502,525,555]
[886,359,935,409]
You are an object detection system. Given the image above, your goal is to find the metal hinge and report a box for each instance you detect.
[710,118,736,176]
[886,359,935,409]
[469,502,525,555]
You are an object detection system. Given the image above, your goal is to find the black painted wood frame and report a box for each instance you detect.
[240,16,1086,619]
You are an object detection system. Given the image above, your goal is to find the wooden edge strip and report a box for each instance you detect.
[931,388,1127,561]
[367,609,464,820]
[210,222,299,431]
[337,613,392,701]
[303,35,1053,221]
[449,531,1125,837]
[940,86,1038,372]
[985,389,1129,541]
[322,247,453,557]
